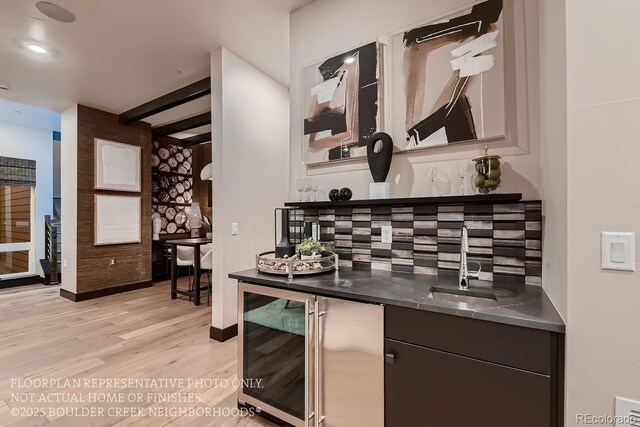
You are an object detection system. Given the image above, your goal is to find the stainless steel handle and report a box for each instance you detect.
[305,299,315,427]
[314,300,326,426]
[274,210,278,246]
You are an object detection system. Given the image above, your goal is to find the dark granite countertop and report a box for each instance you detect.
[229,268,565,333]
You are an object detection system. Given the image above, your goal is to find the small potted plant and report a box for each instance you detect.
[298,238,325,260]
[202,215,212,239]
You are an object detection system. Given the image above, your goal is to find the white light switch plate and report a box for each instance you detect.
[231,223,239,236]
[381,226,392,244]
[602,232,635,271]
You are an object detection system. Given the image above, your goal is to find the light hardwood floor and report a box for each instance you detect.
[0,280,275,427]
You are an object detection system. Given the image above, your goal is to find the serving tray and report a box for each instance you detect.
[256,251,338,279]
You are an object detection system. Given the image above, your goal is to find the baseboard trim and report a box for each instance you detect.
[0,275,43,289]
[59,280,153,302]
[210,324,238,342]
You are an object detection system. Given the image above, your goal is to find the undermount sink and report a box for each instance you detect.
[427,287,499,307]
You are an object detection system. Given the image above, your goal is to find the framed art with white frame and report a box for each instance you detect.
[388,0,522,153]
[95,138,141,192]
[94,195,141,245]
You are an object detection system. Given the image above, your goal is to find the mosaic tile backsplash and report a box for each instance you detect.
[290,201,543,286]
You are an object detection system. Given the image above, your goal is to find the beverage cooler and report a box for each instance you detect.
[237,282,384,427]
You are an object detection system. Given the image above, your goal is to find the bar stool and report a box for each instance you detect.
[199,243,213,258]
[199,248,213,306]
[175,246,195,298]
[186,243,212,299]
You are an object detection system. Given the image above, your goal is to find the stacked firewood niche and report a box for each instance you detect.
[151,142,193,234]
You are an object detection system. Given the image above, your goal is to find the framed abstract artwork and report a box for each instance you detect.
[94,139,141,192]
[301,42,382,165]
[390,0,506,151]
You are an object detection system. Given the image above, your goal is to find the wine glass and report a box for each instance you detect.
[311,180,319,201]
[430,167,451,196]
[296,178,305,201]
[457,161,469,195]
[304,178,314,202]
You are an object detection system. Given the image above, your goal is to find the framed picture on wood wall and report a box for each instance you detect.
[95,138,141,192]
[94,195,141,245]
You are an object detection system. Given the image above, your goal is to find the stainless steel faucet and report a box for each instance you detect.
[459,225,481,290]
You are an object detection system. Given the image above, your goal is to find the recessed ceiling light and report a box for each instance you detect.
[35,1,76,23]
[26,43,48,54]
[173,69,183,75]
[344,57,355,64]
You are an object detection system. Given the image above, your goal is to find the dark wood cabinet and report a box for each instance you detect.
[152,240,191,281]
[385,306,564,427]
[385,339,550,427]
[152,240,170,281]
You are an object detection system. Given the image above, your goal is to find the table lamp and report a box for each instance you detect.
[188,202,203,238]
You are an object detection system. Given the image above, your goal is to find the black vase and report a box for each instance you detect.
[328,189,340,201]
[275,208,296,258]
[366,132,394,183]
[339,187,353,201]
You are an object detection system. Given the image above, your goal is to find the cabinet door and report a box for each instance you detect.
[318,298,384,427]
[385,339,551,427]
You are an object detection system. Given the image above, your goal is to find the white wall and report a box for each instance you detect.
[60,105,78,293]
[290,0,541,200]
[565,1,640,424]
[0,121,55,277]
[211,48,290,331]
[539,0,568,320]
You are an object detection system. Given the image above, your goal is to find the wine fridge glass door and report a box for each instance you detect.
[238,283,315,427]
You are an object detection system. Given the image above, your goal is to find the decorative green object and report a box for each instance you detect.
[202,215,212,232]
[298,238,325,257]
[472,145,502,194]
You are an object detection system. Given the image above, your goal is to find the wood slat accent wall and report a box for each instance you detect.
[76,105,152,293]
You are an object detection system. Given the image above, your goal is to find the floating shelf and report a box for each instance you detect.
[285,193,525,209]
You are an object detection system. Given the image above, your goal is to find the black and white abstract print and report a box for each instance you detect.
[392,0,506,150]
[302,42,381,164]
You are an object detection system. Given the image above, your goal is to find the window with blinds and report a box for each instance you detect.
[0,156,36,187]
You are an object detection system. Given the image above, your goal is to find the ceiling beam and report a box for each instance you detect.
[119,77,211,124]
[151,112,211,138]
[154,135,183,146]
[182,132,212,147]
